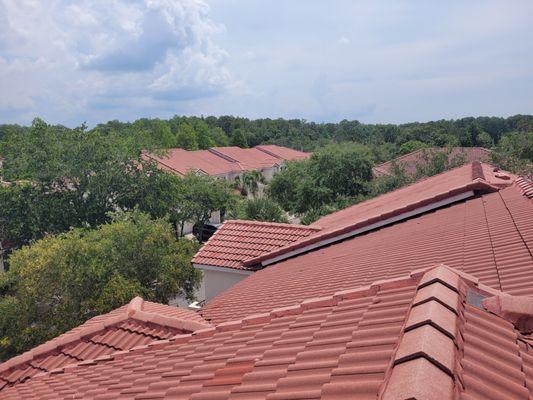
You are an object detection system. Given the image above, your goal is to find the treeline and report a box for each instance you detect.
[3,114,532,160]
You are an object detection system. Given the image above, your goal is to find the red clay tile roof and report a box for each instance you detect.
[242,162,515,268]
[209,147,287,170]
[0,297,211,389]
[144,145,309,177]
[4,265,533,399]
[143,148,242,176]
[255,144,311,161]
[192,220,320,270]
[201,183,533,324]
[372,146,492,177]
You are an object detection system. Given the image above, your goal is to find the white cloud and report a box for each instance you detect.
[0,0,232,124]
[338,36,350,45]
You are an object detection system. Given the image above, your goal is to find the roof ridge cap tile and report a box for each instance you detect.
[126,296,144,316]
[380,264,462,400]
[471,160,486,180]
[515,176,533,199]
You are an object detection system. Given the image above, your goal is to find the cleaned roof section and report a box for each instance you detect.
[243,162,514,267]
[372,146,492,177]
[202,183,533,324]
[144,145,310,177]
[192,220,320,270]
[0,297,211,389]
[4,265,533,399]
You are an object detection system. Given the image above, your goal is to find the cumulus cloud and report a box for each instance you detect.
[0,0,232,124]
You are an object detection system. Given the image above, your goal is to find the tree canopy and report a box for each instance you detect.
[0,211,200,361]
[268,143,373,218]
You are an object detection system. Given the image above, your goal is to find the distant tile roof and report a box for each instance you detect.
[372,146,492,177]
[201,181,532,324]
[208,147,284,170]
[144,145,310,177]
[4,265,533,399]
[241,162,515,267]
[143,148,242,176]
[192,220,320,270]
[0,297,211,389]
[256,144,311,161]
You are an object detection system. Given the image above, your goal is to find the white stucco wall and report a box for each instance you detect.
[194,264,253,303]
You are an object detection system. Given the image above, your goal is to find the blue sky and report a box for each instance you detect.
[0,0,532,126]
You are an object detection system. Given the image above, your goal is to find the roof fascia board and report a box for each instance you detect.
[261,190,475,267]
[193,263,255,275]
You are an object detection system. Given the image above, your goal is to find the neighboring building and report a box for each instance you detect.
[372,146,492,178]
[144,145,310,181]
[143,145,310,236]
[191,220,320,303]
[1,163,532,399]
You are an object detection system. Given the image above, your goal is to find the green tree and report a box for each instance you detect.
[267,161,309,213]
[170,172,237,236]
[211,127,230,146]
[492,132,533,175]
[268,143,373,214]
[398,140,427,155]
[234,171,265,197]
[477,131,493,148]
[231,128,249,147]
[175,123,199,150]
[194,120,217,149]
[0,211,200,361]
[235,198,288,223]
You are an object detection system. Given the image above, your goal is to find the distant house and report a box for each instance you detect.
[372,146,491,178]
[143,145,310,236]
[143,145,310,182]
